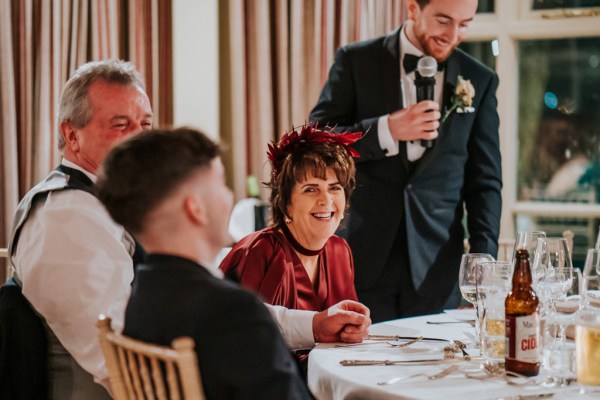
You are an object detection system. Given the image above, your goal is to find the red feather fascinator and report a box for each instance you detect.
[267,124,362,177]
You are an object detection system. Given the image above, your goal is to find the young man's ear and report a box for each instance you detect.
[60,121,80,153]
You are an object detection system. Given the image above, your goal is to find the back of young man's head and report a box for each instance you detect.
[96,127,220,235]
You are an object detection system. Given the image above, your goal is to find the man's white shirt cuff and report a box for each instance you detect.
[378,116,399,157]
[266,305,316,350]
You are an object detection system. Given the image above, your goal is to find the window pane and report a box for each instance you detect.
[532,0,600,9]
[458,41,497,71]
[518,37,600,204]
[477,0,495,13]
[517,37,600,266]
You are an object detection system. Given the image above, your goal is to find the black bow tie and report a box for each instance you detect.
[403,54,445,74]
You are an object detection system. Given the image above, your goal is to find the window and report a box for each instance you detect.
[467,0,600,267]
[459,41,497,71]
[477,0,495,13]
[532,0,600,10]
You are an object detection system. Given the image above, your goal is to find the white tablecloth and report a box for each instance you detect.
[307,311,596,400]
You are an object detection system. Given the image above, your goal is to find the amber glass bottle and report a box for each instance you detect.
[505,248,540,376]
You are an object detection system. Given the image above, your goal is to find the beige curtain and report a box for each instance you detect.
[0,0,172,280]
[220,0,406,200]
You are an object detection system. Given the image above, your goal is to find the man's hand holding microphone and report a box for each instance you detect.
[388,56,440,147]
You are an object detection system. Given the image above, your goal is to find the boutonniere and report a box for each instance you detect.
[441,75,475,123]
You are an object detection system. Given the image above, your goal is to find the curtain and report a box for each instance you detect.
[0,0,172,281]
[220,0,406,200]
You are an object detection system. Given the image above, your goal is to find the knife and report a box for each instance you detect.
[367,334,449,342]
[340,358,446,366]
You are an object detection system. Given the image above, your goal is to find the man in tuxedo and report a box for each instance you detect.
[97,128,320,398]
[310,0,502,322]
[8,60,369,398]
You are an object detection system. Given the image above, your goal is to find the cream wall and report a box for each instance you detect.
[172,0,219,140]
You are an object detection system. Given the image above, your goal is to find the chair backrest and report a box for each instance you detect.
[562,229,574,256]
[497,238,515,262]
[97,315,205,400]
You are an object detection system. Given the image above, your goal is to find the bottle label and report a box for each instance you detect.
[505,313,540,363]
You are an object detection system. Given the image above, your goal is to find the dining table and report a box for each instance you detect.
[307,310,597,400]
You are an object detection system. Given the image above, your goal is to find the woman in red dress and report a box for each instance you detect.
[219,125,361,312]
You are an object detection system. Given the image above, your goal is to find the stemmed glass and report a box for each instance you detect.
[583,248,600,310]
[459,253,495,346]
[537,238,575,387]
[514,231,546,284]
[535,238,574,317]
[576,252,600,389]
[514,231,546,263]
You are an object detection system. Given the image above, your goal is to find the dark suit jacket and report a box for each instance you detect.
[0,279,48,399]
[123,254,312,400]
[309,28,502,309]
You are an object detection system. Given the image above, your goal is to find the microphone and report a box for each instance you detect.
[415,56,438,148]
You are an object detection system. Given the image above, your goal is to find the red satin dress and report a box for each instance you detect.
[219,227,358,311]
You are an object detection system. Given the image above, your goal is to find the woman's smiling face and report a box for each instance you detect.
[286,168,346,249]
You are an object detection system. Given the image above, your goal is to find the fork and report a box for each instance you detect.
[451,340,471,361]
[427,320,476,327]
[335,336,423,348]
[377,364,459,385]
[388,336,423,348]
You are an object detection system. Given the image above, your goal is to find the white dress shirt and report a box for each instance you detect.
[12,159,134,390]
[377,22,444,162]
[13,159,316,390]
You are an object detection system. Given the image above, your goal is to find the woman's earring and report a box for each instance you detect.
[341,214,345,220]
[284,216,292,224]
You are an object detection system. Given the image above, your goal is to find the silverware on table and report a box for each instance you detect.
[377,364,459,385]
[339,358,447,366]
[391,336,423,348]
[427,320,476,327]
[367,334,449,342]
[336,336,425,348]
[494,393,555,400]
[451,339,471,361]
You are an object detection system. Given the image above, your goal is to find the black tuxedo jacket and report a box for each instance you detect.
[309,28,502,308]
[123,254,312,400]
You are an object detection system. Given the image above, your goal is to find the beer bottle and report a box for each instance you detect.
[505,248,540,376]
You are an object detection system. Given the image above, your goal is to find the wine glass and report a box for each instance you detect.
[583,248,600,310]
[514,231,546,264]
[514,231,546,284]
[536,238,574,315]
[538,238,575,387]
[459,253,495,346]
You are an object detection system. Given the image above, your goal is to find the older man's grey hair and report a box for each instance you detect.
[57,59,146,151]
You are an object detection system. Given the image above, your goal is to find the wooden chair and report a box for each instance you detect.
[0,248,9,283]
[97,315,205,400]
[562,229,574,256]
[497,238,515,261]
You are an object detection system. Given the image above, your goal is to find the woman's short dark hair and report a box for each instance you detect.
[96,127,220,234]
[268,142,356,228]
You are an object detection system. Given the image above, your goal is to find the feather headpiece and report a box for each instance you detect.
[267,124,362,177]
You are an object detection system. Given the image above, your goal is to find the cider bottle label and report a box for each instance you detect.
[505,313,540,363]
